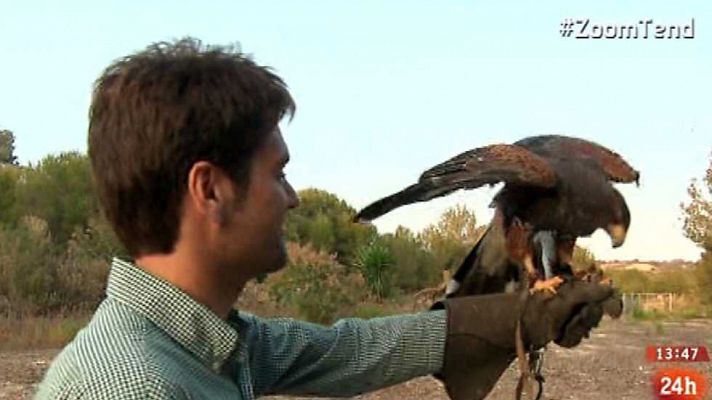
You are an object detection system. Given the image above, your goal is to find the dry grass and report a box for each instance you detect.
[0,313,90,351]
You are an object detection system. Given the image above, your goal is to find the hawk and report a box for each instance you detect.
[356,134,636,399]
[356,134,639,296]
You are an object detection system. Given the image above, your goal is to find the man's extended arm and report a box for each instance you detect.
[236,310,446,397]
[233,280,616,400]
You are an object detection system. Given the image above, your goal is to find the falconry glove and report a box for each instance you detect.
[433,280,614,400]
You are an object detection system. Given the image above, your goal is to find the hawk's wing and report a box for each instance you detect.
[356,144,557,221]
[514,135,640,184]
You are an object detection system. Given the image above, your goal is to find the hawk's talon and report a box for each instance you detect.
[529,276,565,296]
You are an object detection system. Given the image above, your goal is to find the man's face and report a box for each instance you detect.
[219,127,299,277]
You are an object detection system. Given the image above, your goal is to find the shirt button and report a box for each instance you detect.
[213,361,222,371]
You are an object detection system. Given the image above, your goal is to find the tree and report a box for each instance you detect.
[0,165,21,226]
[15,152,100,246]
[681,149,712,305]
[0,129,18,165]
[681,149,712,251]
[285,188,375,263]
[419,204,486,272]
[694,251,712,306]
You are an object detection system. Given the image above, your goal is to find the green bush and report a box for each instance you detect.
[0,216,60,315]
[16,152,99,246]
[382,226,440,292]
[268,243,366,324]
[0,165,20,226]
[285,188,375,264]
[353,241,394,301]
[0,212,124,316]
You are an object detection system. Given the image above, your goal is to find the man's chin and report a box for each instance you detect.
[265,248,288,274]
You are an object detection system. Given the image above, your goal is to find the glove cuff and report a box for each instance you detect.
[440,292,524,349]
[437,294,521,400]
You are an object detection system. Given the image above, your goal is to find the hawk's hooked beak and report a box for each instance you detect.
[606,223,627,248]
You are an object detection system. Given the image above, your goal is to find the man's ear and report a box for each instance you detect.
[186,161,235,226]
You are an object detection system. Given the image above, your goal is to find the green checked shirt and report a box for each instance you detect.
[36,258,446,399]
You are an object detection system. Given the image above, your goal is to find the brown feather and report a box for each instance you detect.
[421,144,557,189]
[514,135,640,184]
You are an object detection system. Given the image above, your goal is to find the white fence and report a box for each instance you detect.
[622,292,676,314]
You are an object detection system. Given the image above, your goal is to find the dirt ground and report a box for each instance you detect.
[2,318,711,400]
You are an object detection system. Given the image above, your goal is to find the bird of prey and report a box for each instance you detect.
[356,134,639,296]
[356,134,636,400]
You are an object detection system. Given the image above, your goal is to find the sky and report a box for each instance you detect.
[1,1,710,261]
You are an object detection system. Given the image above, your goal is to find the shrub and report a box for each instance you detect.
[0,216,60,315]
[353,241,394,301]
[268,242,366,324]
[382,226,440,293]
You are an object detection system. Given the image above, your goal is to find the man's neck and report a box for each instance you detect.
[135,251,246,319]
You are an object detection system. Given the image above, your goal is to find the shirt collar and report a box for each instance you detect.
[106,257,240,373]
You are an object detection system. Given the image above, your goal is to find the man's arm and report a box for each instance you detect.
[235,310,446,397]
[231,280,614,400]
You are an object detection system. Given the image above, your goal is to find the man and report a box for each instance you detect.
[36,38,615,400]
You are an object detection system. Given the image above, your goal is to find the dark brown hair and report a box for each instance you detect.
[88,38,295,257]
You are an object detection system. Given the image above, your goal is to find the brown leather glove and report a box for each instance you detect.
[433,280,614,400]
[602,287,624,318]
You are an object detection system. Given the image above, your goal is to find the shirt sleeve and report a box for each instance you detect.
[234,310,446,397]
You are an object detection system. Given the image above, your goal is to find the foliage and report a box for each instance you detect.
[681,149,712,306]
[630,305,707,322]
[352,304,390,319]
[353,240,394,301]
[681,149,712,251]
[0,216,60,314]
[694,252,712,306]
[571,245,597,271]
[16,152,99,245]
[268,242,366,324]
[605,268,697,294]
[56,216,125,311]
[604,269,651,293]
[0,129,18,165]
[419,205,486,272]
[0,133,496,320]
[652,270,698,294]
[0,165,21,226]
[0,213,125,316]
[286,188,375,263]
[381,226,440,292]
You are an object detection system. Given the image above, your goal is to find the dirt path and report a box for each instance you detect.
[2,319,711,399]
